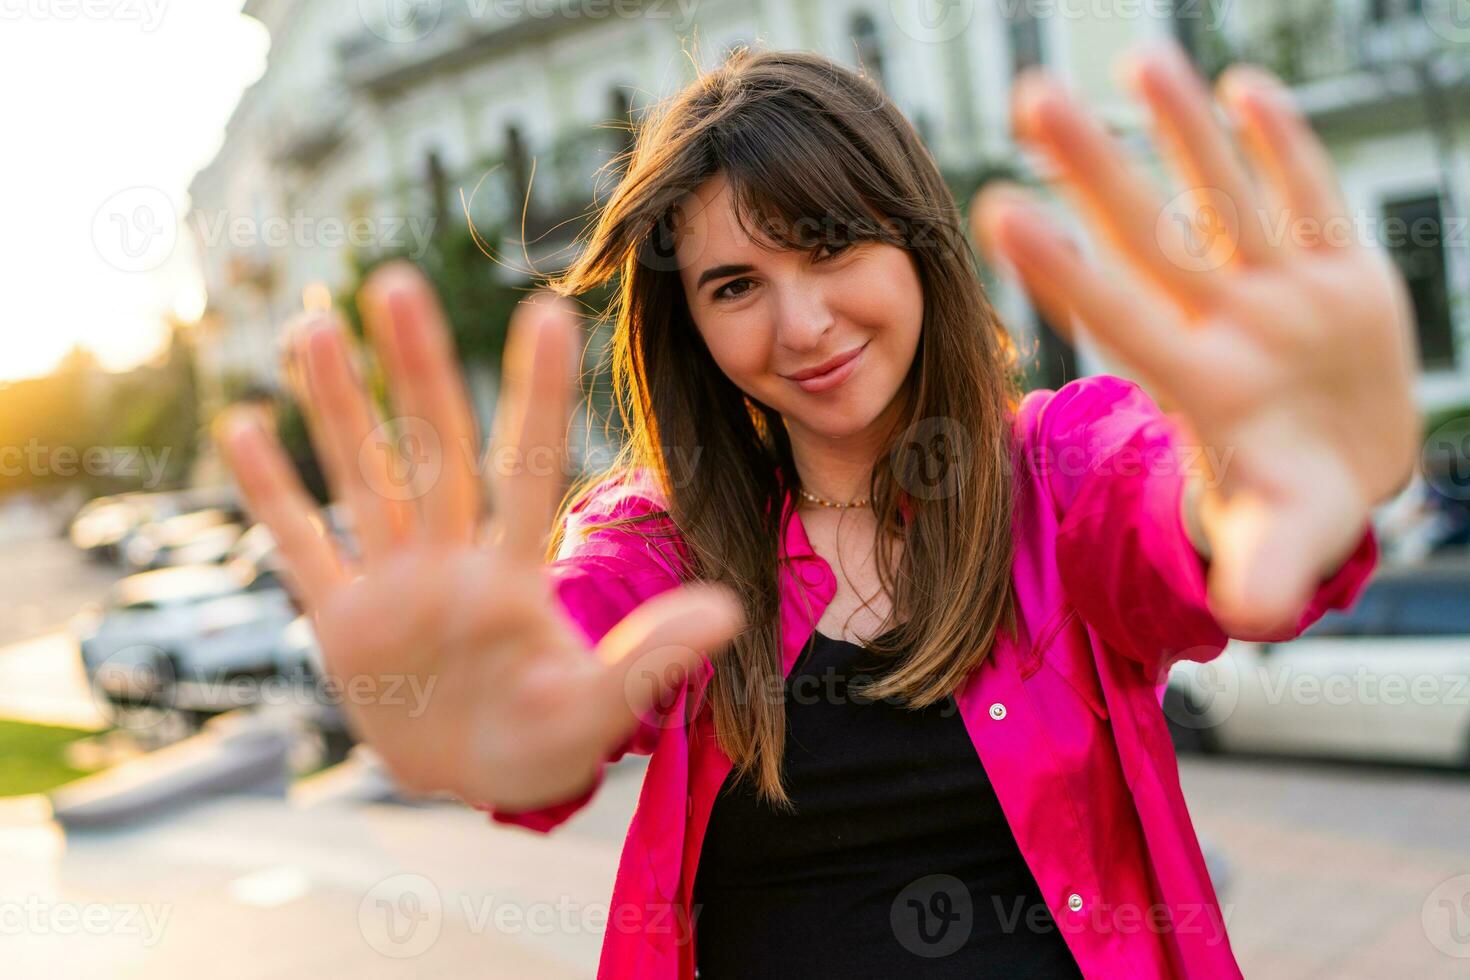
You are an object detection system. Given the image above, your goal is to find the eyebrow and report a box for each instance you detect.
[696,263,756,292]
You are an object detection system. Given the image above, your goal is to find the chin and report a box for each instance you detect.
[785,394,894,440]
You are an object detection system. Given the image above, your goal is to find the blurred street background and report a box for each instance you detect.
[2,0,1470,976]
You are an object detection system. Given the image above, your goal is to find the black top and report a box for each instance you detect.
[692,628,1082,979]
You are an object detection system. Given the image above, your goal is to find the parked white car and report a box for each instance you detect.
[1166,561,1470,766]
[73,562,297,714]
[274,616,355,762]
[123,508,243,573]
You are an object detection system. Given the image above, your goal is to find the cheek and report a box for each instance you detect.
[842,256,923,373]
[696,313,774,391]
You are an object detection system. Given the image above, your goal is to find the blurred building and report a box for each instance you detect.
[189,0,1470,420]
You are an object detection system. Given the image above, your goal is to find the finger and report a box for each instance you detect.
[973,183,1200,395]
[302,317,416,564]
[1217,64,1350,241]
[1118,38,1273,267]
[1012,69,1228,316]
[361,262,482,544]
[593,583,745,736]
[486,291,580,564]
[214,408,347,611]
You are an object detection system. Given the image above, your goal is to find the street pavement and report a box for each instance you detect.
[1,530,1467,976]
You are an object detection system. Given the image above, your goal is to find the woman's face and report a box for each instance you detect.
[674,174,924,443]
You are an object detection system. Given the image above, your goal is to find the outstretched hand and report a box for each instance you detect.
[214,263,743,810]
[971,38,1419,637]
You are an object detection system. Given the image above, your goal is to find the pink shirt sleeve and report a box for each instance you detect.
[1018,375,1379,685]
[473,473,688,832]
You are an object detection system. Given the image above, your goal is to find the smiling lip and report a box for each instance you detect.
[784,342,868,394]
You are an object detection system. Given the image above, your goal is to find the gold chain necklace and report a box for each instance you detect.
[797,486,870,509]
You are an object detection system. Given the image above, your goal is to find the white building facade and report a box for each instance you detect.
[190,0,1470,416]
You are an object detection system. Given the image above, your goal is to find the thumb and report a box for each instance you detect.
[593,582,745,735]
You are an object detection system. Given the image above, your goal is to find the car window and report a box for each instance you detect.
[1384,581,1470,636]
[1301,582,1392,637]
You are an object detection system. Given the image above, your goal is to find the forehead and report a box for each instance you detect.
[673,174,761,270]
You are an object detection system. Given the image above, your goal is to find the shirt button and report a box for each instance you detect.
[1067,893,1084,912]
[988,702,1006,720]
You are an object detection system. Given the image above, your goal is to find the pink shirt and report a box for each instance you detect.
[479,374,1378,979]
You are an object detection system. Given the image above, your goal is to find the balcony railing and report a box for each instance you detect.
[1190,0,1462,89]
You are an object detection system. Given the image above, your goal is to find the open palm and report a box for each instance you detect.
[215,263,743,810]
[972,38,1419,637]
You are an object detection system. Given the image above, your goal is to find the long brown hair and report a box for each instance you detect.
[545,47,1019,809]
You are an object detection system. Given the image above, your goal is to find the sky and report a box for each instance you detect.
[0,2,269,382]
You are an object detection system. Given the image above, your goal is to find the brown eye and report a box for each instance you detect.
[713,277,754,301]
[815,241,855,261]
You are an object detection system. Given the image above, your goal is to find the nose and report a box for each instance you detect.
[772,277,837,354]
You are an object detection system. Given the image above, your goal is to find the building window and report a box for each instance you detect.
[1382,192,1457,370]
[1170,0,1219,69]
[850,12,886,88]
[503,123,530,202]
[1370,0,1424,23]
[1006,3,1043,76]
[610,87,635,157]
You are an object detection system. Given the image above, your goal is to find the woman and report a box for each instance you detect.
[217,43,1417,978]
